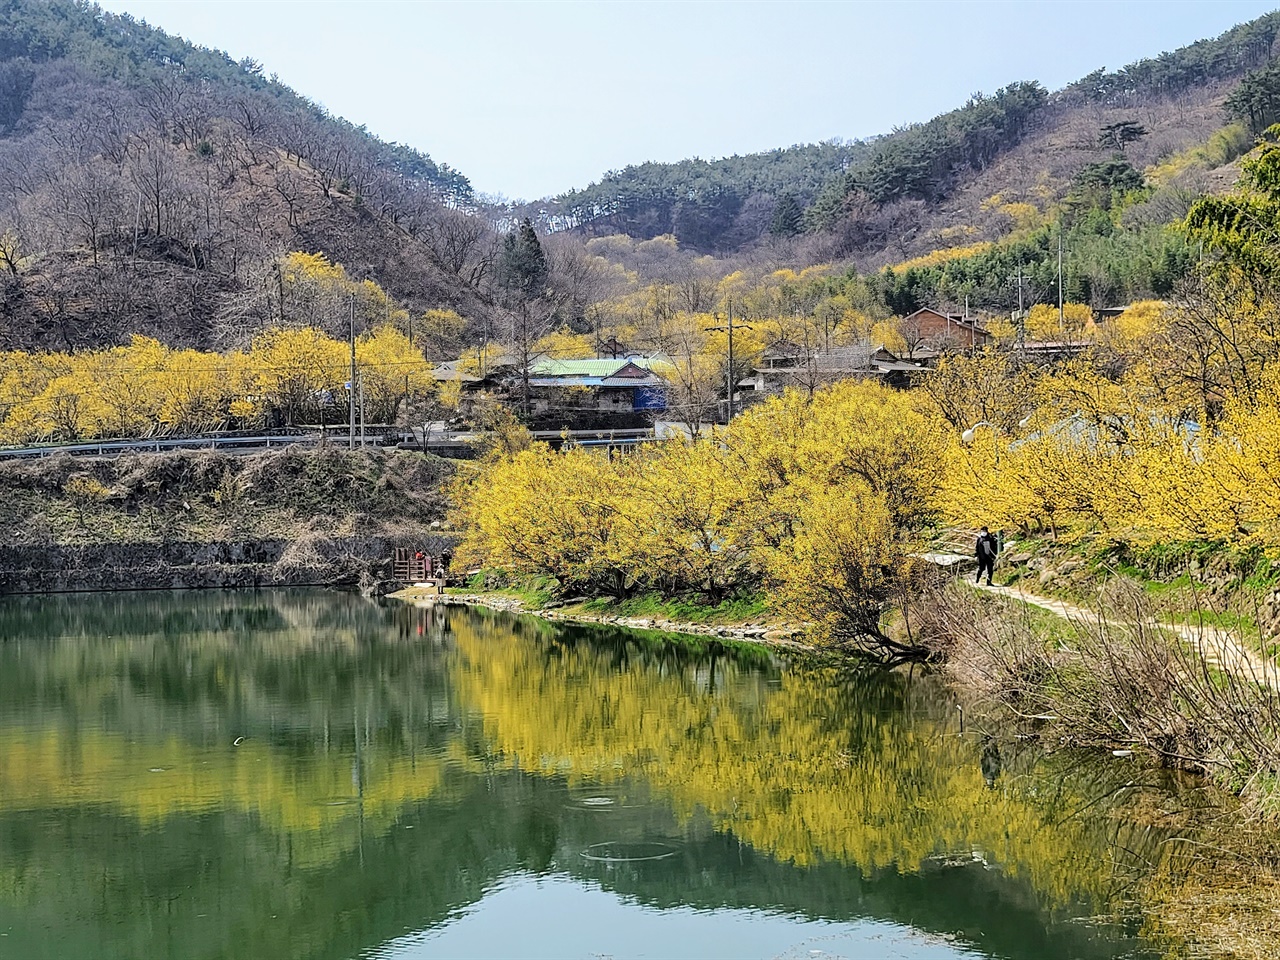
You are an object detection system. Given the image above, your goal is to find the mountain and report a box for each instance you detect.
[5,1,1280,354]
[0,0,489,349]
[547,12,1280,260]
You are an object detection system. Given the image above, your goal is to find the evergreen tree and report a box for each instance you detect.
[498,218,549,300]
[1097,120,1148,152]
[1226,59,1280,134]
[769,194,804,237]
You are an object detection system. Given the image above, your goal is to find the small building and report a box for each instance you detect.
[749,343,927,395]
[899,307,991,353]
[758,339,807,370]
[519,356,668,425]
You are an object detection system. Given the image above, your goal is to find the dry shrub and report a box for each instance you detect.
[273,528,331,577]
[912,582,1055,702]
[923,580,1280,806]
[0,452,99,492]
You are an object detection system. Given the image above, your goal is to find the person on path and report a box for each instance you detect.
[975,526,998,585]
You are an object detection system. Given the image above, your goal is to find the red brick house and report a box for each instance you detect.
[899,307,990,354]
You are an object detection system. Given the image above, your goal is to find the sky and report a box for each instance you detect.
[95,0,1280,201]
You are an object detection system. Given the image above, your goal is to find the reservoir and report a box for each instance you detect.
[0,590,1174,959]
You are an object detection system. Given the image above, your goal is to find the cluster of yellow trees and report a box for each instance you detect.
[0,325,433,442]
[454,265,1280,643]
[944,360,1280,549]
[452,380,949,652]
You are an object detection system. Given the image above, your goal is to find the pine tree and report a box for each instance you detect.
[769,194,804,237]
[498,218,549,300]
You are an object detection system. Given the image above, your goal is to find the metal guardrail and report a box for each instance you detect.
[0,426,664,461]
[0,434,322,460]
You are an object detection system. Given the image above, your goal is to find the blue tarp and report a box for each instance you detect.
[633,386,667,411]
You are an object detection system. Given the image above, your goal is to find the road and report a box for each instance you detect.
[0,434,323,459]
[0,426,664,460]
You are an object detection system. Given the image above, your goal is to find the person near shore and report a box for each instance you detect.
[975,527,998,585]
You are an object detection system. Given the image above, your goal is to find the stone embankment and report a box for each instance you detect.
[397,590,809,647]
[0,535,458,594]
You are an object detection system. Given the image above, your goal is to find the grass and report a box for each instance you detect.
[459,572,557,610]
[573,591,770,626]
[1163,607,1260,637]
[453,572,773,627]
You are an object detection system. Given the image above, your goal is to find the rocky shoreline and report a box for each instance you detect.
[390,588,813,648]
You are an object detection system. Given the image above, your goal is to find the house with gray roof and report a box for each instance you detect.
[510,355,669,426]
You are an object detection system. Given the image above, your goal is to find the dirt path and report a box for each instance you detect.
[974,581,1280,690]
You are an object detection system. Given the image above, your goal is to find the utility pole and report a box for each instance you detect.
[1057,229,1065,337]
[359,374,366,448]
[348,292,356,450]
[1011,266,1027,354]
[704,298,751,423]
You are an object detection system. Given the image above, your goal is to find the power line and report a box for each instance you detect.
[0,355,436,378]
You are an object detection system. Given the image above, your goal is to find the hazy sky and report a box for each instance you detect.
[95,0,1280,201]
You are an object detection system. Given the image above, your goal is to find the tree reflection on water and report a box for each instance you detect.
[0,590,1183,959]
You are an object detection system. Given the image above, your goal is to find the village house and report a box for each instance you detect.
[898,307,991,355]
[748,340,927,396]
[432,353,668,428]
[523,357,668,416]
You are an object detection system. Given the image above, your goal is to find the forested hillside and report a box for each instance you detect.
[0,0,492,348]
[547,141,867,251]
[6,0,1280,361]
[551,12,1280,266]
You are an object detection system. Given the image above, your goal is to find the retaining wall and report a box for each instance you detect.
[0,535,459,594]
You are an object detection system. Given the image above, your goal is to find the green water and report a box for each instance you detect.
[0,590,1174,960]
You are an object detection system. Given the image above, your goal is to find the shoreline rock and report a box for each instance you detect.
[388,588,812,649]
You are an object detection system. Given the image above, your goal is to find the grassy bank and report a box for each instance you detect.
[571,591,770,624]
[393,570,798,645]
[455,571,774,627]
[993,533,1280,660]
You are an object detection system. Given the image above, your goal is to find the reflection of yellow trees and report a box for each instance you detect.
[0,728,446,867]
[0,593,458,868]
[446,619,1154,912]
